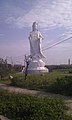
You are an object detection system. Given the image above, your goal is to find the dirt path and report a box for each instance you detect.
[0,83,72,115]
[0,83,69,98]
[0,115,10,120]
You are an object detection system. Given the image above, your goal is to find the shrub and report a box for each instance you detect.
[11,74,72,96]
[0,90,71,120]
[48,76,72,96]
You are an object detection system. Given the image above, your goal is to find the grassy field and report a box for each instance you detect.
[0,89,72,120]
[0,69,72,119]
[0,69,72,96]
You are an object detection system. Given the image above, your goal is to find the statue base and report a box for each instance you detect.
[23,59,49,74]
[27,67,49,74]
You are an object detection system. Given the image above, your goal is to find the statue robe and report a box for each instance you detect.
[29,30,44,59]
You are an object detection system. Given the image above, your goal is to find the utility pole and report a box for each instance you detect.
[68,58,70,65]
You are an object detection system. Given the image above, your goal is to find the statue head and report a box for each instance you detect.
[32,22,38,31]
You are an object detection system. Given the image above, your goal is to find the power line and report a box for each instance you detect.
[42,36,72,51]
[10,35,72,63]
[42,31,72,49]
[6,31,72,62]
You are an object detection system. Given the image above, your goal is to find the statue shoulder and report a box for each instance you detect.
[37,31,43,38]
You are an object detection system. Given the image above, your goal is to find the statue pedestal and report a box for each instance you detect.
[26,59,49,74]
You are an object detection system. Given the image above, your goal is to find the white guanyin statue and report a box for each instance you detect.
[29,22,45,60]
[23,22,48,73]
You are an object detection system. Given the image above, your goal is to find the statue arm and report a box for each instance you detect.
[39,32,43,40]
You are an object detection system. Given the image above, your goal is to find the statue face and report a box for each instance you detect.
[32,22,38,31]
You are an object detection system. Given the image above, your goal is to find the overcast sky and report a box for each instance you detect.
[0,0,72,65]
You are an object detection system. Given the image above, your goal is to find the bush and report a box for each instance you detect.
[48,76,72,96]
[0,90,71,120]
[10,73,58,90]
[11,74,72,96]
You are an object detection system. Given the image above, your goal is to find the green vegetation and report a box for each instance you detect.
[0,69,72,96]
[48,76,72,96]
[10,70,72,96]
[0,61,15,79]
[0,90,72,120]
[0,69,72,119]
[0,57,22,80]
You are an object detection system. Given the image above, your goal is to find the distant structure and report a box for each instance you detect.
[68,58,70,65]
[23,22,48,74]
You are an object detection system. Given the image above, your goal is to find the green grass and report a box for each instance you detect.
[47,76,72,96]
[0,69,72,96]
[9,70,72,96]
[0,90,72,120]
